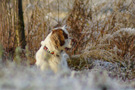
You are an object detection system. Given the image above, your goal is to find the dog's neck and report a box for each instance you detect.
[44,42,63,57]
[42,32,64,57]
[43,46,54,54]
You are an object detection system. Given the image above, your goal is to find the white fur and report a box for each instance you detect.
[35,26,71,72]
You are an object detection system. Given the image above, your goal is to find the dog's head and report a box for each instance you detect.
[40,26,74,53]
[50,26,72,51]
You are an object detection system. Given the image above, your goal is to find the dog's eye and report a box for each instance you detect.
[63,32,68,39]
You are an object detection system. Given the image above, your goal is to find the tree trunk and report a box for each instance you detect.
[15,0,26,49]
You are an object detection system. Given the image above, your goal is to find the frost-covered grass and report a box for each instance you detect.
[0,61,134,90]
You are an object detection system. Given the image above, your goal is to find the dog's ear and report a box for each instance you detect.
[50,29,65,48]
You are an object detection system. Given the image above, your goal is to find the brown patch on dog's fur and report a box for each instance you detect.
[63,31,68,39]
[50,29,68,49]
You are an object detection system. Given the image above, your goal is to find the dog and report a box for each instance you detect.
[35,26,72,72]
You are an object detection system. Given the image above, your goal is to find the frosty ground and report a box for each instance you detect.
[0,60,135,90]
[0,0,135,90]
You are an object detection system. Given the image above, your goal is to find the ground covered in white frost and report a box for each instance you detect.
[0,61,135,90]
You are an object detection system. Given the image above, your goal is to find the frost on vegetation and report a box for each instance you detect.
[100,28,135,43]
[0,62,129,90]
[113,28,135,37]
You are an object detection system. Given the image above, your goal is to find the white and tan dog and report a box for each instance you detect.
[35,26,72,72]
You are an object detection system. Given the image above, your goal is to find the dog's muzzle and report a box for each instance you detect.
[65,38,76,51]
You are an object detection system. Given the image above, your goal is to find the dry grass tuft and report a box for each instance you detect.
[66,0,135,75]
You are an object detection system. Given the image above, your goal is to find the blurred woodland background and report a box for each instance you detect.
[0,0,135,80]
